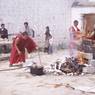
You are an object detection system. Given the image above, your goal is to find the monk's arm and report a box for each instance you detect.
[15,38,21,54]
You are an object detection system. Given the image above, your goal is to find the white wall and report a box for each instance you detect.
[0,0,75,47]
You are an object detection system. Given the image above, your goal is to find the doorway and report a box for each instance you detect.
[83,14,95,34]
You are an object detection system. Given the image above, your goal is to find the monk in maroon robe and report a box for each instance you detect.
[9,32,37,66]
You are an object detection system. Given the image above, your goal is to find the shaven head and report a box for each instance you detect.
[73,20,78,27]
[22,31,28,36]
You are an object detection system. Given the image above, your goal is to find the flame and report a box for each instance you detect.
[77,51,87,64]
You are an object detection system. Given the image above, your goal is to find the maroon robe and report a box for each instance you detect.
[10,34,36,64]
[25,36,37,53]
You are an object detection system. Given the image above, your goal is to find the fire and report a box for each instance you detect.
[77,51,88,64]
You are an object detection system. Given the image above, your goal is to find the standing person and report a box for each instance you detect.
[9,31,37,67]
[69,20,82,57]
[0,23,8,39]
[44,26,52,54]
[0,24,8,53]
[24,22,35,37]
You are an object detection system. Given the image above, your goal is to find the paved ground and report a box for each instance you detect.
[0,50,95,95]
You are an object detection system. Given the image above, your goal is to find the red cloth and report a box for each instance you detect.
[10,35,36,64]
[69,26,80,33]
[25,36,37,53]
[87,35,95,40]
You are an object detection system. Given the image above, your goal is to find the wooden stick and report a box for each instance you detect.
[0,66,26,72]
[37,50,42,65]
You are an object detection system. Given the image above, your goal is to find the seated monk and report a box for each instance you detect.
[85,29,95,40]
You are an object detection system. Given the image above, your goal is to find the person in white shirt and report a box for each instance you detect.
[24,22,35,38]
